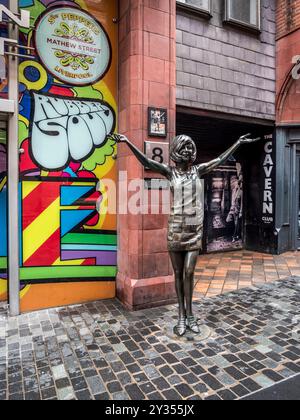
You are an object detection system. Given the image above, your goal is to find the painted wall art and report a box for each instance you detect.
[13,0,118,311]
[0,130,7,302]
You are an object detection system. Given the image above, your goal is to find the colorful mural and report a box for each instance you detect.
[0,0,9,99]
[16,0,118,311]
[0,128,7,301]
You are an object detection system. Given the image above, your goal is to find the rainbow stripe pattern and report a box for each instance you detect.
[20,179,117,284]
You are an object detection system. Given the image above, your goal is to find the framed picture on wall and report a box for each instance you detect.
[148,107,168,138]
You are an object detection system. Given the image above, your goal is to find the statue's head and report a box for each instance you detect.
[170,135,197,164]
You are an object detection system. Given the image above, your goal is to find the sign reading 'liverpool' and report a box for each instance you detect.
[34,7,112,86]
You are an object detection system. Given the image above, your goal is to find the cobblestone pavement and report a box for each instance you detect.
[195,251,300,298]
[1,278,300,400]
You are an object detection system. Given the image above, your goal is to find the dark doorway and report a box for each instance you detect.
[176,109,276,254]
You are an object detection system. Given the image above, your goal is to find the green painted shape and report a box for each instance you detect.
[73,86,103,100]
[0,257,7,270]
[19,0,46,35]
[62,233,117,246]
[20,266,117,281]
[82,139,116,171]
[19,120,29,146]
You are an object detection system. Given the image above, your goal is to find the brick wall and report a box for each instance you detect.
[176,0,276,121]
[277,0,300,40]
[276,12,300,123]
[117,0,177,310]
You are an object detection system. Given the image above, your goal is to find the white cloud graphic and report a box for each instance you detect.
[31,92,116,171]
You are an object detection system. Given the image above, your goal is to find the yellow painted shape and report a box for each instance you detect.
[0,176,7,192]
[19,114,29,128]
[20,285,31,299]
[53,258,85,266]
[22,181,41,199]
[72,182,97,187]
[23,197,60,262]
[27,30,33,48]
[93,80,117,112]
[0,278,7,297]
[19,61,48,91]
[93,152,116,180]
[75,0,88,11]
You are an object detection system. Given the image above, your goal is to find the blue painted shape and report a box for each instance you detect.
[61,245,117,252]
[19,94,31,121]
[61,210,95,237]
[61,185,94,206]
[19,0,34,7]
[0,186,7,257]
[63,167,77,178]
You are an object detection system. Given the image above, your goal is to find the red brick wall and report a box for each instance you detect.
[277,0,300,40]
[117,0,176,310]
[276,1,300,123]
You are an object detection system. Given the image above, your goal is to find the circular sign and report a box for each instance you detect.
[34,7,112,86]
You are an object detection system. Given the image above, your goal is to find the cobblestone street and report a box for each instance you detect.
[1,277,300,400]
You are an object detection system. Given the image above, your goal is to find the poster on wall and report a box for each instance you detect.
[14,0,118,312]
[206,161,244,253]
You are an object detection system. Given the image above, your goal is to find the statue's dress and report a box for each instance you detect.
[167,166,204,252]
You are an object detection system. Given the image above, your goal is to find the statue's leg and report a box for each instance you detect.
[169,251,185,318]
[184,250,200,333]
[169,251,186,336]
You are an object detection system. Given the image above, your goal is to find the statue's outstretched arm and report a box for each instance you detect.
[113,134,172,178]
[196,134,261,176]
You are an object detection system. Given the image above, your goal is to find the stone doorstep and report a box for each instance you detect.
[116,274,177,311]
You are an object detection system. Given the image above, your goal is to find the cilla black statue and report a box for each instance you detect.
[114,133,260,337]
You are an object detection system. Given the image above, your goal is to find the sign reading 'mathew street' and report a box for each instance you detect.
[34,7,112,86]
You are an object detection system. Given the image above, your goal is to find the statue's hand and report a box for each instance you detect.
[112,134,128,143]
[238,133,261,144]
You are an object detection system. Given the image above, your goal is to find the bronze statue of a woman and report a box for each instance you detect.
[114,133,260,336]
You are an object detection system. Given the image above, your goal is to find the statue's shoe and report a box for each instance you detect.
[186,316,200,334]
[173,318,187,337]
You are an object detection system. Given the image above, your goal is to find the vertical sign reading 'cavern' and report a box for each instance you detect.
[17,0,118,312]
[261,134,276,226]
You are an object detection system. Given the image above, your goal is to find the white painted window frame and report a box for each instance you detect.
[225,0,261,32]
[176,0,212,18]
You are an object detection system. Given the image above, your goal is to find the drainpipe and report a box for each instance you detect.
[8,0,20,316]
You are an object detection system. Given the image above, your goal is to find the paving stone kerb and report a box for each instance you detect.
[176,0,276,120]
[0,277,300,400]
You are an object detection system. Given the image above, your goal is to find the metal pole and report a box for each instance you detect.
[8,0,20,316]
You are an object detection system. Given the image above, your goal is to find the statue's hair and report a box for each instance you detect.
[170,135,197,164]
